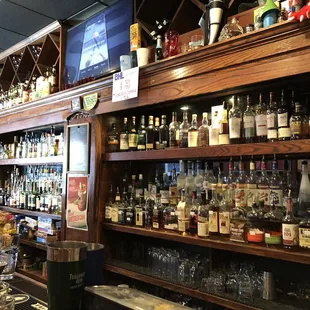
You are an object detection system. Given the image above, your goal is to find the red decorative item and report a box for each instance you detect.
[164,31,179,58]
[288,2,310,22]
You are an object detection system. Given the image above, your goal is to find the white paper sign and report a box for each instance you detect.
[112,67,139,102]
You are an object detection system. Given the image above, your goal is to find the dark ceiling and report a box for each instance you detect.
[0,0,118,52]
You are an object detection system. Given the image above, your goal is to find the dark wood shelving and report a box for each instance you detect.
[104,264,258,310]
[0,155,64,166]
[0,206,61,220]
[102,223,310,265]
[104,140,310,161]
[20,239,47,251]
[16,269,47,285]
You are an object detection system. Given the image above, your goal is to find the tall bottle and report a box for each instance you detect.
[277,89,291,141]
[198,112,209,147]
[209,113,219,146]
[155,35,164,61]
[219,185,230,236]
[185,161,195,198]
[189,192,199,236]
[188,114,198,147]
[137,115,146,151]
[159,115,169,149]
[243,95,255,143]
[146,116,155,150]
[154,117,160,150]
[208,184,219,235]
[177,160,186,198]
[297,160,310,218]
[290,103,304,140]
[219,102,229,145]
[229,96,242,144]
[255,93,268,142]
[179,111,189,148]
[169,168,178,207]
[267,92,278,141]
[246,159,257,207]
[169,112,180,148]
[177,189,190,235]
[160,173,169,206]
[128,116,138,151]
[49,126,56,156]
[120,117,129,152]
[194,160,204,198]
[269,157,283,208]
[235,158,247,208]
[257,156,270,208]
[198,191,209,238]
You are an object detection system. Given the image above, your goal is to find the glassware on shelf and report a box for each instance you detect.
[218,18,244,42]
[164,30,179,57]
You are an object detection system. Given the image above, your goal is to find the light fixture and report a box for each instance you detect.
[180,106,189,111]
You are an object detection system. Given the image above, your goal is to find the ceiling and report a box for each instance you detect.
[0,0,118,52]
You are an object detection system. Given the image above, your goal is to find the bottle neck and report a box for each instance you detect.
[156,36,162,48]
[148,117,154,126]
[161,117,167,126]
[182,112,188,123]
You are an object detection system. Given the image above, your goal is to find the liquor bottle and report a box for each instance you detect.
[230,202,247,243]
[198,112,209,147]
[299,215,310,249]
[135,174,144,201]
[159,115,169,149]
[209,117,219,146]
[111,187,121,223]
[197,191,209,238]
[179,111,189,148]
[297,161,310,218]
[169,168,178,207]
[107,123,119,152]
[189,192,199,236]
[129,116,138,151]
[219,102,229,145]
[57,132,64,156]
[155,35,164,61]
[290,102,303,140]
[235,158,247,208]
[27,132,33,158]
[120,117,129,152]
[257,156,270,208]
[177,160,186,198]
[188,114,198,147]
[169,112,180,148]
[16,137,22,159]
[135,197,145,227]
[267,92,278,141]
[177,189,190,235]
[208,184,219,235]
[247,201,264,243]
[118,191,126,225]
[146,116,155,150]
[125,193,135,226]
[269,157,283,208]
[154,117,160,150]
[246,159,257,207]
[255,93,268,142]
[152,194,164,229]
[282,191,299,250]
[41,133,48,157]
[105,184,113,222]
[277,89,291,141]
[290,90,295,116]
[49,126,56,156]
[160,173,169,206]
[194,160,204,197]
[243,95,255,143]
[36,185,42,212]
[227,158,236,207]
[229,96,242,144]
[19,181,25,209]
[219,184,230,236]
[40,183,46,212]
[49,65,58,93]
[185,161,195,198]
[137,115,146,151]
[164,199,178,231]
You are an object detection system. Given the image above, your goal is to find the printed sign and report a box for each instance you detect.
[66,175,89,231]
[83,93,98,111]
[112,67,139,102]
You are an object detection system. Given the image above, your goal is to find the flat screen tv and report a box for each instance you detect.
[64,0,132,84]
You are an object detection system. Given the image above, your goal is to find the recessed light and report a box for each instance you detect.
[181,106,189,111]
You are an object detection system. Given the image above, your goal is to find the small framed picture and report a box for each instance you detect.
[71,97,82,111]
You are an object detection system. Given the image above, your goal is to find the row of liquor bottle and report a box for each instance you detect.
[107,90,309,152]
[0,65,58,110]
[0,126,64,160]
[2,166,63,214]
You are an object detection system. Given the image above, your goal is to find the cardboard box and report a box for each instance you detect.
[130,23,141,51]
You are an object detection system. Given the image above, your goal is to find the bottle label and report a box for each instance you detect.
[176,129,180,141]
[267,129,278,140]
[255,115,267,136]
[235,185,247,207]
[218,134,229,145]
[178,219,189,232]
[230,221,246,242]
[278,112,288,127]
[137,143,146,150]
[290,121,302,134]
[258,188,269,206]
[246,187,257,207]
[209,127,219,146]
[282,223,299,245]
[219,211,230,234]
[120,134,129,150]
[208,211,218,233]
[169,185,178,205]
[180,131,188,147]
[188,131,198,147]
[155,141,160,150]
[153,222,159,229]
[135,209,144,226]
[247,229,264,242]
[278,127,291,139]
[111,207,119,223]
[20,194,25,204]
[160,189,169,204]
[265,231,282,244]
[299,228,310,248]
[128,133,138,148]
[198,221,209,237]
[243,116,255,129]
[269,187,283,207]
[267,113,275,129]
[146,143,153,149]
[229,117,241,139]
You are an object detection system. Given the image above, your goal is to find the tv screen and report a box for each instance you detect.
[64,0,132,84]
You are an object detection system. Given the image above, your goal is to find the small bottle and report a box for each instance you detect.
[159,115,169,149]
[267,92,278,142]
[219,102,229,145]
[154,117,160,150]
[229,96,242,144]
[198,112,209,147]
[255,93,267,142]
[128,116,138,151]
[188,114,198,147]
[243,95,255,143]
[169,112,180,148]
[146,116,155,150]
[107,123,119,152]
[155,35,164,61]
[119,118,129,152]
[208,184,219,235]
[179,111,189,148]
[137,115,146,151]
[197,191,209,238]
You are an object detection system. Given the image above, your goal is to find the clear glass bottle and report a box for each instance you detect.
[194,160,204,198]
[159,115,169,149]
[209,118,219,146]
[219,102,229,145]
[177,189,190,235]
[235,159,247,208]
[189,192,199,236]
[246,159,257,208]
[177,160,186,199]
[146,116,155,150]
[277,89,291,141]
[120,117,129,152]
[297,160,310,218]
[128,116,138,151]
[188,114,198,147]
[243,95,255,143]
[107,123,119,152]
[198,191,209,238]
[290,102,303,140]
[267,92,278,142]
[255,93,267,142]
[154,117,160,150]
[185,161,195,198]
[229,96,242,144]
[198,112,209,147]
[169,112,180,148]
[137,115,146,151]
[269,157,283,208]
[257,156,270,208]
[219,184,230,236]
[179,111,189,148]
[208,184,219,235]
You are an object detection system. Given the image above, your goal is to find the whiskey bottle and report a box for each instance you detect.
[135,197,145,227]
[169,112,180,148]
[269,157,283,208]
[154,117,160,150]
[107,123,119,152]
[246,159,257,207]
[243,95,255,143]
[185,161,195,198]
[159,115,169,149]
[257,156,270,208]
[137,115,146,151]
[277,89,291,141]
[146,116,155,150]
[230,203,247,243]
[290,102,307,140]
[120,117,129,152]
[227,158,236,207]
[180,111,189,148]
[189,192,199,236]
[219,102,229,145]
[129,116,138,151]
[152,194,164,229]
[229,96,242,144]
[169,168,178,207]
[160,173,169,206]
[198,112,209,147]
[188,114,198,147]
[255,93,267,142]
[235,159,247,208]
[135,174,144,201]
[219,184,230,236]
[247,201,264,243]
[177,189,190,235]
[125,193,135,226]
[177,160,186,198]
[267,92,278,141]
[197,191,209,238]
[297,161,310,218]
[208,184,219,235]
[299,215,310,249]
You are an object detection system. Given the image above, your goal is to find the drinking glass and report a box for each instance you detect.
[178,258,190,286]
[191,35,204,50]
[238,271,253,301]
[0,295,14,310]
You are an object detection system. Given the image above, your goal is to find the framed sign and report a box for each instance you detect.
[67,123,90,173]
[66,174,88,231]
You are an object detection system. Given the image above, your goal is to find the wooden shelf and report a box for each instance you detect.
[16,268,47,285]
[104,264,258,310]
[102,223,310,265]
[0,206,61,220]
[20,239,47,251]
[0,156,64,165]
[104,140,310,161]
